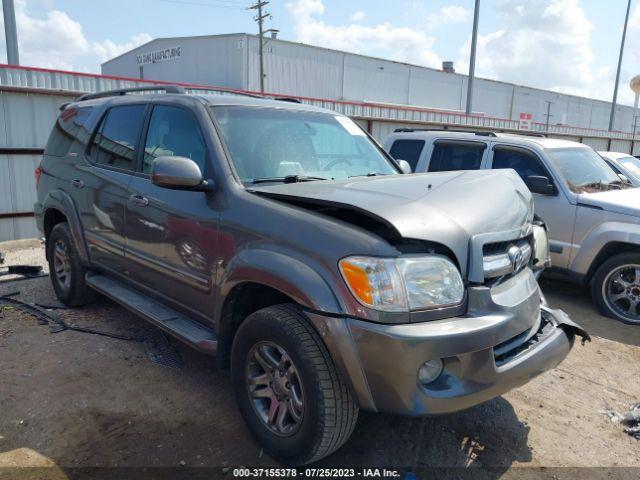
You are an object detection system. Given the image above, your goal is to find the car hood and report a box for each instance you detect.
[579,188,640,217]
[249,170,533,275]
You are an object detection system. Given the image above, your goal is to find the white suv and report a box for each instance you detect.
[384,129,640,325]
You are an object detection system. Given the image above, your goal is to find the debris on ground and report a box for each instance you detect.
[604,403,640,439]
[0,291,142,342]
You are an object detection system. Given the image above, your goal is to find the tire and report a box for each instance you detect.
[231,304,358,465]
[591,252,640,325]
[47,222,98,307]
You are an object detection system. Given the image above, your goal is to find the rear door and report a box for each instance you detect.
[124,102,219,320]
[424,140,488,172]
[79,103,147,273]
[489,144,576,268]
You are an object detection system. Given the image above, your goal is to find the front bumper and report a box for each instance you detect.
[309,269,581,416]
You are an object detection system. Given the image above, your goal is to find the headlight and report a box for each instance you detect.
[532,224,550,268]
[339,255,464,312]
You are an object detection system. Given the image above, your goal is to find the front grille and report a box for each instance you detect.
[493,313,555,367]
[482,235,533,281]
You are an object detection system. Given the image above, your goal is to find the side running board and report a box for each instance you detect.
[86,273,218,354]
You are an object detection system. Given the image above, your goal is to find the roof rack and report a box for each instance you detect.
[275,97,302,104]
[394,128,497,137]
[76,85,186,102]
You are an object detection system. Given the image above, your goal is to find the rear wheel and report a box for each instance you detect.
[231,304,358,465]
[47,223,97,306]
[591,252,640,325]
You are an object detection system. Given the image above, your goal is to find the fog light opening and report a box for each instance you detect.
[418,359,444,385]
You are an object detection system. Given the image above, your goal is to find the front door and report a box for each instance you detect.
[124,104,218,321]
[490,145,577,268]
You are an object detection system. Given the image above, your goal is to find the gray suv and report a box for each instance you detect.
[35,88,585,465]
[386,129,640,325]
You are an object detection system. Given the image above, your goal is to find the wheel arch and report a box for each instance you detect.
[41,190,89,264]
[215,249,343,369]
[583,241,640,286]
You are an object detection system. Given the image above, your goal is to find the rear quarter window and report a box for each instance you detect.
[44,106,94,157]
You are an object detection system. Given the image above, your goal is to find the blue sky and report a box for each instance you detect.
[2,0,640,104]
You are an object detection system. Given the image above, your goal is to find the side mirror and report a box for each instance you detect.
[526,175,555,195]
[396,159,412,174]
[618,173,631,185]
[152,156,212,191]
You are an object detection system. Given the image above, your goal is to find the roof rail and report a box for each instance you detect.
[76,85,186,102]
[394,128,497,137]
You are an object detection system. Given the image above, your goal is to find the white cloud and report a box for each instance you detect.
[93,33,153,63]
[0,0,151,72]
[456,0,599,96]
[286,0,441,68]
[427,5,472,29]
[349,11,365,22]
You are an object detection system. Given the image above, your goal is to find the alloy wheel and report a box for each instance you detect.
[245,341,305,436]
[603,264,640,324]
[53,239,72,291]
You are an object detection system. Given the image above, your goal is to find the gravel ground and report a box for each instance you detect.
[0,243,639,479]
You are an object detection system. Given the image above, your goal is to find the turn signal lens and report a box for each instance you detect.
[339,256,407,312]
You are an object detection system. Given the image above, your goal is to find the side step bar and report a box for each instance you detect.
[86,273,218,355]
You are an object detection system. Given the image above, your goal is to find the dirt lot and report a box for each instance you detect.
[0,241,639,479]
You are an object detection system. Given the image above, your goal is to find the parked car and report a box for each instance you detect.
[598,151,640,187]
[385,129,640,325]
[36,90,585,465]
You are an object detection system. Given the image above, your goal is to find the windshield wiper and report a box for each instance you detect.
[251,175,328,184]
[348,172,390,178]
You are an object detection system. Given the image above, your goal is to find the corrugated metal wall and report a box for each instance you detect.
[2,64,640,241]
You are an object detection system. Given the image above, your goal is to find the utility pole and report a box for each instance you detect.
[633,115,640,154]
[465,0,480,115]
[544,101,554,133]
[609,0,632,131]
[2,0,20,65]
[248,0,270,93]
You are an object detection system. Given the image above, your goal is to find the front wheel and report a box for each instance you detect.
[231,304,358,465]
[591,252,640,325]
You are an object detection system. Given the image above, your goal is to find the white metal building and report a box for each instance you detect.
[102,33,638,134]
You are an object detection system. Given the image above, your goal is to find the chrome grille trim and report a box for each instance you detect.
[468,224,533,283]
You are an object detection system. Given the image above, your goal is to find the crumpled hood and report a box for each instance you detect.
[250,170,533,273]
[579,188,640,218]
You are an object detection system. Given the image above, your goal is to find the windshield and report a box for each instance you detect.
[547,147,628,193]
[211,106,398,183]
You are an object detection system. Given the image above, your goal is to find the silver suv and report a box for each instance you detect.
[385,129,640,325]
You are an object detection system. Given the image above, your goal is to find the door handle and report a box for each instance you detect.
[71,179,84,189]
[129,194,149,207]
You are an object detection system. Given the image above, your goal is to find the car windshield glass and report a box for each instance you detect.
[547,147,629,193]
[618,156,640,175]
[211,106,398,183]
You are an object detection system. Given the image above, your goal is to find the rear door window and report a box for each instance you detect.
[45,106,94,157]
[428,142,486,172]
[492,146,549,181]
[89,105,146,171]
[389,139,425,171]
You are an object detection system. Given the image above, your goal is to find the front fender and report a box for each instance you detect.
[570,221,640,277]
[41,189,89,264]
[218,248,342,316]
